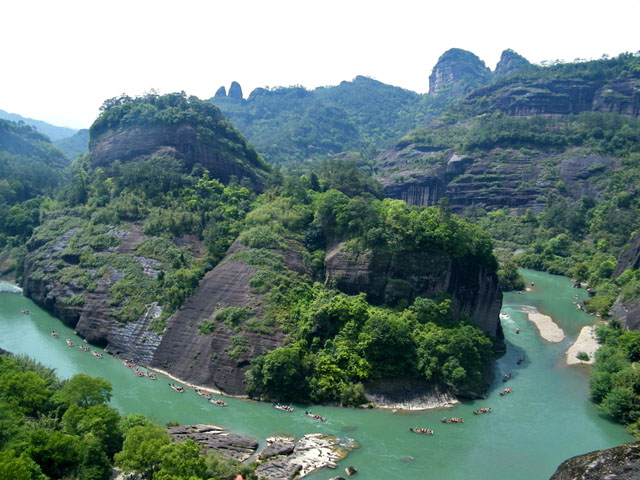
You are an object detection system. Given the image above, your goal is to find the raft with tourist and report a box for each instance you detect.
[169,383,185,393]
[305,411,326,421]
[273,403,294,412]
[91,350,103,358]
[503,372,512,382]
[409,427,434,435]
[209,398,228,407]
[65,339,74,347]
[500,388,513,396]
[441,417,464,423]
[78,345,90,352]
[195,388,212,400]
[50,330,59,338]
[473,407,492,414]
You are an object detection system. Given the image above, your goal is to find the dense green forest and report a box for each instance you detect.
[211,76,443,168]
[234,169,496,404]
[589,323,640,439]
[0,119,68,256]
[0,352,256,480]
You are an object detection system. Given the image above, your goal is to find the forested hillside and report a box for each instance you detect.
[16,93,502,407]
[211,76,433,168]
[0,119,69,274]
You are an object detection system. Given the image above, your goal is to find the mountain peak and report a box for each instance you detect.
[494,49,531,77]
[428,48,491,97]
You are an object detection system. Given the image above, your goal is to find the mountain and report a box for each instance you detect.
[494,49,531,77]
[428,48,492,97]
[211,76,427,167]
[0,108,78,141]
[53,128,89,159]
[20,93,503,405]
[0,118,69,271]
[89,92,271,190]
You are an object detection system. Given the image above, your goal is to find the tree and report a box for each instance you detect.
[0,450,46,480]
[62,404,123,456]
[154,440,208,480]
[54,374,112,408]
[0,370,50,416]
[114,424,171,478]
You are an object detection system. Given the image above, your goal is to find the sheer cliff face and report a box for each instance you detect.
[22,231,289,395]
[324,242,504,340]
[150,241,286,394]
[89,124,266,190]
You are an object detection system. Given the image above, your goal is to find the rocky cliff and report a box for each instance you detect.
[377,140,613,212]
[428,48,492,97]
[150,241,291,394]
[325,242,503,341]
[463,71,640,118]
[549,442,640,480]
[89,123,267,190]
[494,49,531,77]
[22,224,165,364]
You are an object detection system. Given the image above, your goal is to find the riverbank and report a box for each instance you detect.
[523,307,565,342]
[142,365,249,399]
[566,326,599,365]
[364,379,459,411]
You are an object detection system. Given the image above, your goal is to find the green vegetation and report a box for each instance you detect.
[0,352,257,479]
[0,119,68,251]
[211,77,443,168]
[27,151,256,329]
[229,165,498,404]
[91,91,269,172]
[589,324,640,439]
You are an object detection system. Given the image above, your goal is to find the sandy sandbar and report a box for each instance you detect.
[523,308,565,342]
[566,326,599,365]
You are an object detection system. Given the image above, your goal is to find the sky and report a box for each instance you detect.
[2,0,639,129]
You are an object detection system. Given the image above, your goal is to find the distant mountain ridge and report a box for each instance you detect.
[0,109,78,141]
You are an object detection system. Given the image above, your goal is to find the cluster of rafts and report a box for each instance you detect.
[50,330,103,358]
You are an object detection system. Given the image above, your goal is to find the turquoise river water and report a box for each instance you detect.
[0,270,632,479]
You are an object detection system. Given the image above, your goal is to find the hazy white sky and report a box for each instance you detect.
[2,0,639,128]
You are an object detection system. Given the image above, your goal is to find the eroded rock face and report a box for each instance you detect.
[593,73,640,117]
[428,48,492,97]
[324,242,503,340]
[150,242,285,395]
[549,442,640,480]
[464,72,640,118]
[22,225,164,362]
[89,124,265,190]
[377,143,613,213]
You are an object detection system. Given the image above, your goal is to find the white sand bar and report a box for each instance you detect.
[566,326,599,365]
[525,309,565,342]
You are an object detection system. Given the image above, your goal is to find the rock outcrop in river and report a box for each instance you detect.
[550,442,640,479]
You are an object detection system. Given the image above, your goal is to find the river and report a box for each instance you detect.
[0,270,632,479]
